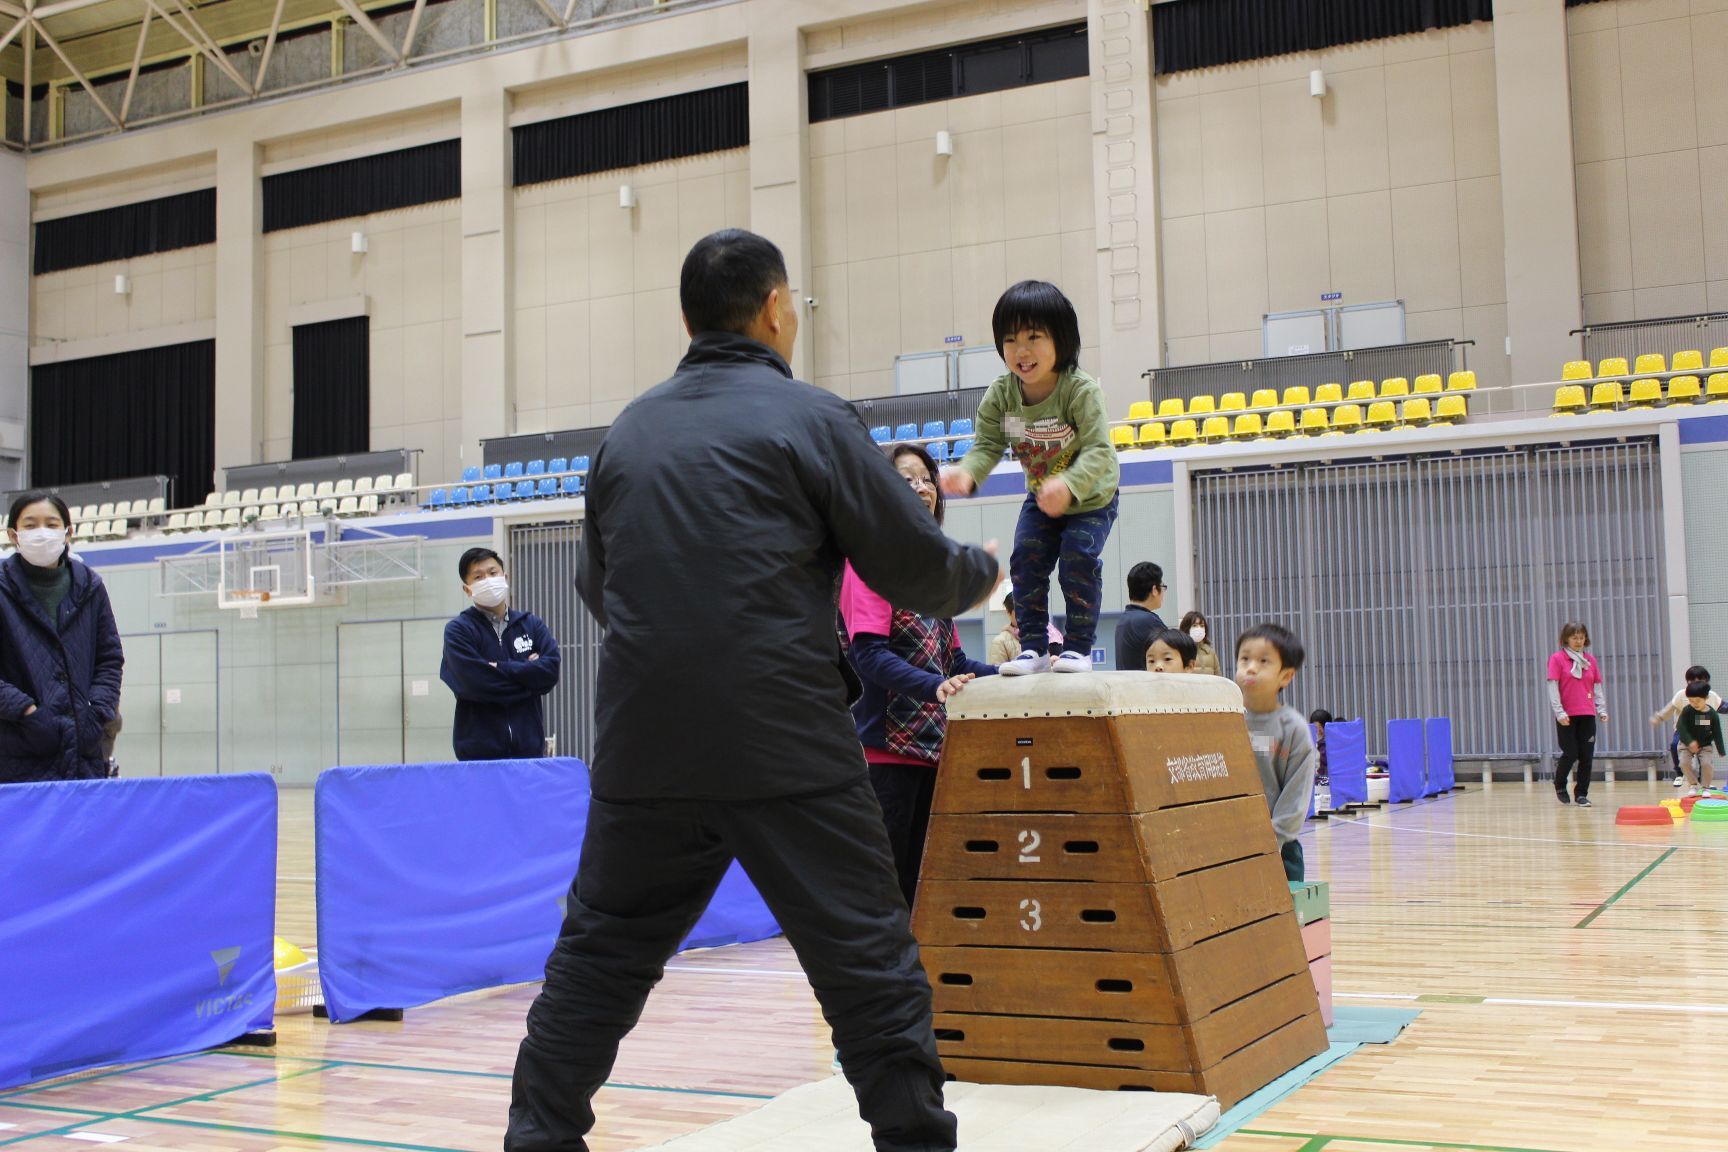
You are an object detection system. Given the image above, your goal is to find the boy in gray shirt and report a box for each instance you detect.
[1235,622,1317,881]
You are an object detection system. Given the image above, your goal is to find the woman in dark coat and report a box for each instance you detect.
[0,492,124,784]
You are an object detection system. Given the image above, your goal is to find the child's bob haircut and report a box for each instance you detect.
[1686,664,1711,682]
[1152,628,1197,667]
[1687,680,1712,700]
[1237,622,1306,672]
[992,280,1082,372]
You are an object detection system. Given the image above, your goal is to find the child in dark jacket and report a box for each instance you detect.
[1675,681,1724,796]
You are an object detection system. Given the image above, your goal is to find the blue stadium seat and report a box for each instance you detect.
[515,480,536,499]
[561,475,583,496]
[483,464,502,481]
[451,487,471,507]
[950,418,974,437]
[927,441,949,462]
[921,420,946,440]
[953,437,974,457]
[471,483,492,503]
[536,477,557,498]
[462,466,481,483]
[504,461,525,479]
[427,488,448,507]
[498,482,520,501]
[869,426,891,443]
[526,460,546,476]
[572,455,591,474]
[893,423,918,441]
[548,457,567,475]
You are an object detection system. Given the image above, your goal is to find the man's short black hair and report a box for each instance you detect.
[1126,562,1164,602]
[1687,680,1712,700]
[680,229,789,337]
[1151,628,1196,667]
[459,547,504,583]
[991,280,1082,372]
[1237,622,1305,672]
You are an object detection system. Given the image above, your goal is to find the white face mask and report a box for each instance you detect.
[1189,626,1207,644]
[14,527,68,568]
[470,575,508,610]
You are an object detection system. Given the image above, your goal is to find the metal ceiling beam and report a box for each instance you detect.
[397,0,422,58]
[252,0,283,91]
[31,15,120,125]
[163,0,253,92]
[32,0,116,22]
[0,3,26,20]
[331,0,397,64]
[118,4,147,120]
[21,17,31,145]
[0,14,28,54]
[528,0,565,31]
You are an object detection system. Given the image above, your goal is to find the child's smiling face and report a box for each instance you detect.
[1002,327,1059,391]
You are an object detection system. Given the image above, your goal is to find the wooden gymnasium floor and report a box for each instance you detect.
[5,782,1726,1152]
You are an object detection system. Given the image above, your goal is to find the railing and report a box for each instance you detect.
[1144,341,1463,406]
[224,449,418,495]
[1576,313,1728,371]
[2,475,171,513]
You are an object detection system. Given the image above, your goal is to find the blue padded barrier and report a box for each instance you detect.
[1325,719,1367,807]
[314,758,778,1022]
[0,775,277,1089]
[1424,717,1454,795]
[1387,719,1426,803]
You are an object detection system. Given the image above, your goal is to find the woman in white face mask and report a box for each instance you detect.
[0,492,125,783]
[1179,609,1222,677]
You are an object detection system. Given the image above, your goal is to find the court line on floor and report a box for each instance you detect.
[1573,847,1677,928]
[0,1053,211,1101]
[1238,1129,1570,1152]
[1323,817,1728,852]
[1335,990,1728,1015]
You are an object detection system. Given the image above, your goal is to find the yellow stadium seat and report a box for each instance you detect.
[1561,360,1592,381]
[1708,374,1728,403]
[1201,415,1230,442]
[1138,421,1167,446]
[1330,404,1363,432]
[1282,386,1311,407]
[1711,348,1728,368]
[1589,380,1624,409]
[1447,370,1476,392]
[1127,400,1156,421]
[1379,377,1410,397]
[1347,380,1376,401]
[1250,389,1279,409]
[1110,424,1135,449]
[1232,412,1264,439]
[1672,350,1703,373]
[1220,392,1247,412]
[1668,375,1702,403]
[1627,378,1663,407]
[1158,397,1185,419]
[1300,407,1330,434]
[1597,357,1629,378]
[1365,401,1398,429]
[1634,353,1666,375]
[1169,418,1199,443]
[1402,398,1433,425]
[1266,409,1297,437]
[1314,383,1343,404]
[1434,395,1468,424]
[1414,374,1443,395]
[1552,384,1587,414]
[1188,395,1217,416]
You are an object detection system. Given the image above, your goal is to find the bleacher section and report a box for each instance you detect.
[1551,349,1728,414]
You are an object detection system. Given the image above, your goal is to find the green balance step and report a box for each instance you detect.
[1691,800,1728,822]
[1290,879,1330,926]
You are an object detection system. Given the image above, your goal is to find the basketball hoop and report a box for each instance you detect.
[234,589,269,620]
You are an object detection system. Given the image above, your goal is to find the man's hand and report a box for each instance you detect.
[936,674,976,703]
[1036,477,1073,517]
[969,540,1007,614]
[22,704,35,717]
[939,467,975,497]
[528,654,539,661]
[1690,741,1701,754]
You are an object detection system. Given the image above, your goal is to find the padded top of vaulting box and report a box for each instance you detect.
[945,670,1244,721]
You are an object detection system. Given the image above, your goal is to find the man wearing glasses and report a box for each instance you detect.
[1114,561,1168,670]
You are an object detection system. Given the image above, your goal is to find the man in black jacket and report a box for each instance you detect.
[1113,560,1167,670]
[440,547,561,760]
[505,230,999,1152]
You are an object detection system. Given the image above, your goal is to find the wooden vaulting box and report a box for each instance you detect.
[913,673,1327,1109]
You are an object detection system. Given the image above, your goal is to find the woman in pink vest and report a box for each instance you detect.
[1546,621,1608,807]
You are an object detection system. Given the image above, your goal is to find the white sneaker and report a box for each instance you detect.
[1674,774,1686,787]
[998,650,1050,676]
[1050,651,1093,674]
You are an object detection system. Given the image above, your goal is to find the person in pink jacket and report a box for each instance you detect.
[1546,621,1608,807]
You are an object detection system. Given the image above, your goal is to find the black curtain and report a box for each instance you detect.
[33,188,217,275]
[29,341,215,509]
[263,140,460,233]
[1152,0,1495,75]
[809,24,1087,122]
[292,317,370,461]
[513,84,750,187]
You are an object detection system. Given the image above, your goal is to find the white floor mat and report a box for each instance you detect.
[636,1075,1219,1151]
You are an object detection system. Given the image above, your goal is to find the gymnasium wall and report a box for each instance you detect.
[0,149,24,470]
[1681,442,1728,685]
[1154,23,1510,389]
[1567,0,1728,324]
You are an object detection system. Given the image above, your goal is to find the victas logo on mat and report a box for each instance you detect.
[195,946,254,1019]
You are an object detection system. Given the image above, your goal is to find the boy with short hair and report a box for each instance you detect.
[1145,628,1195,674]
[1236,623,1317,881]
[1651,665,1724,787]
[1676,681,1723,796]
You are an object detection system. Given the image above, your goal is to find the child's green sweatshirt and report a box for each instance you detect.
[953,368,1120,514]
